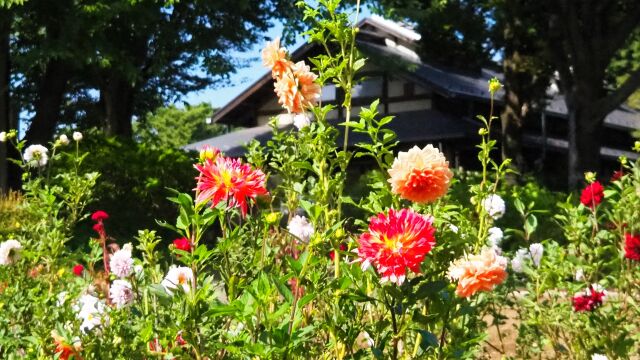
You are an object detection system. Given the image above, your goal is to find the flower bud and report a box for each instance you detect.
[0,132,5,142]
[58,134,70,146]
[73,131,83,142]
[584,171,596,183]
[478,128,488,136]
[488,77,502,94]
[265,212,280,225]
[199,145,220,162]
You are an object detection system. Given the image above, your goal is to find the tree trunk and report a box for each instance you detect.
[566,98,604,189]
[24,59,70,145]
[103,75,134,137]
[500,57,527,180]
[0,12,9,194]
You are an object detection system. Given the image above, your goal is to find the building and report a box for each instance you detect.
[185,15,639,188]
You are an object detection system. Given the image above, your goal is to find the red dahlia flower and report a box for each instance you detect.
[91,210,109,222]
[611,170,624,182]
[580,181,604,209]
[572,285,606,312]
[173,237,192,252]
[194,156,268,217]
[73,264,85,276]
[357,208,436,285]
[624,233,640,261]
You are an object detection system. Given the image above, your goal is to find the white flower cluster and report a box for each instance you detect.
[511,243,544,273]
[482,194,506,219]
[0,239,22,265]
[161,266,194,296]
[487,227,503,248]
[109,279,134,308]
[23,144,49,168]
[287,215,314,243]
[76,294,107,333]
[110,243,134,278]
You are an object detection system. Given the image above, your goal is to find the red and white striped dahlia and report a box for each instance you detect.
[357,208,436,285]
[194,156,268,217]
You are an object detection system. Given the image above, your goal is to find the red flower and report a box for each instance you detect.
[92,223,106,238]
[73,264,85,276]
[611,170,624,182]
[357,208,436,285]
[173,237,192,252]
[580,181,604,209]
[194,156,268,217]
[329,244,347,261]
[52,331,79,360]
[624,233,640,261]
[91,210,109,222]
[175,331,187,347]
[572,286,606,312]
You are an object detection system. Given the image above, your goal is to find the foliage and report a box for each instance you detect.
[133,103,226,149]
[1,1,639,359]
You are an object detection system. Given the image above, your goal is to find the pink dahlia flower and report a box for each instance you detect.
[388,145,453,203]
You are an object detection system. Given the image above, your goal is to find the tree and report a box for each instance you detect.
[377,0,494,70]
[10,0,302,144]
[134,103,226,148]
[542,1,640,187]
[494,0,552,177]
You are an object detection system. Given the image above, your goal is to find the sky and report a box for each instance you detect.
[182,6,373,110]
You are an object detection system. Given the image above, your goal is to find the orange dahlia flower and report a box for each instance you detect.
[194,156,268,217]
[388,145,453,203]
[274,61,321,114]
[52,331,82,360]
[357,208,436,285]
[448,248,508,298]
[261,37,291,78]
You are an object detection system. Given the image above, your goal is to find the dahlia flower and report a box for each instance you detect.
[487,227,503,248]
[274,61,321,114]
[572,285,606,312]
[173,237,192,252]
[109,244,134,278]
[580,181,604,209]
[52,330,81,360]
[194,156,268,217]
[448,248,508,298]
[109,279,134,308]
[0,239,22,265]
[73,264,85,276]
[624,232,640,261]
[91,210,109,222]
[387,145,453,203]
[287,215,314,243]
[357,208,436,285]
[261,37,291,78]
[73,131,83,141]
[161,266,194,295]
[23,144,49,167]
[528,243,544,267]
[611,170,624,182]
[482,194,506,219]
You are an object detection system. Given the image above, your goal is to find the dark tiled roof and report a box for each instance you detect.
[184,109,478,157]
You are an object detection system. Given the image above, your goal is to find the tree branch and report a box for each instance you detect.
[593,66,640,120]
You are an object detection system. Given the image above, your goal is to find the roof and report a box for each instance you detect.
[207,16,639,130]
[185,109,479,157]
